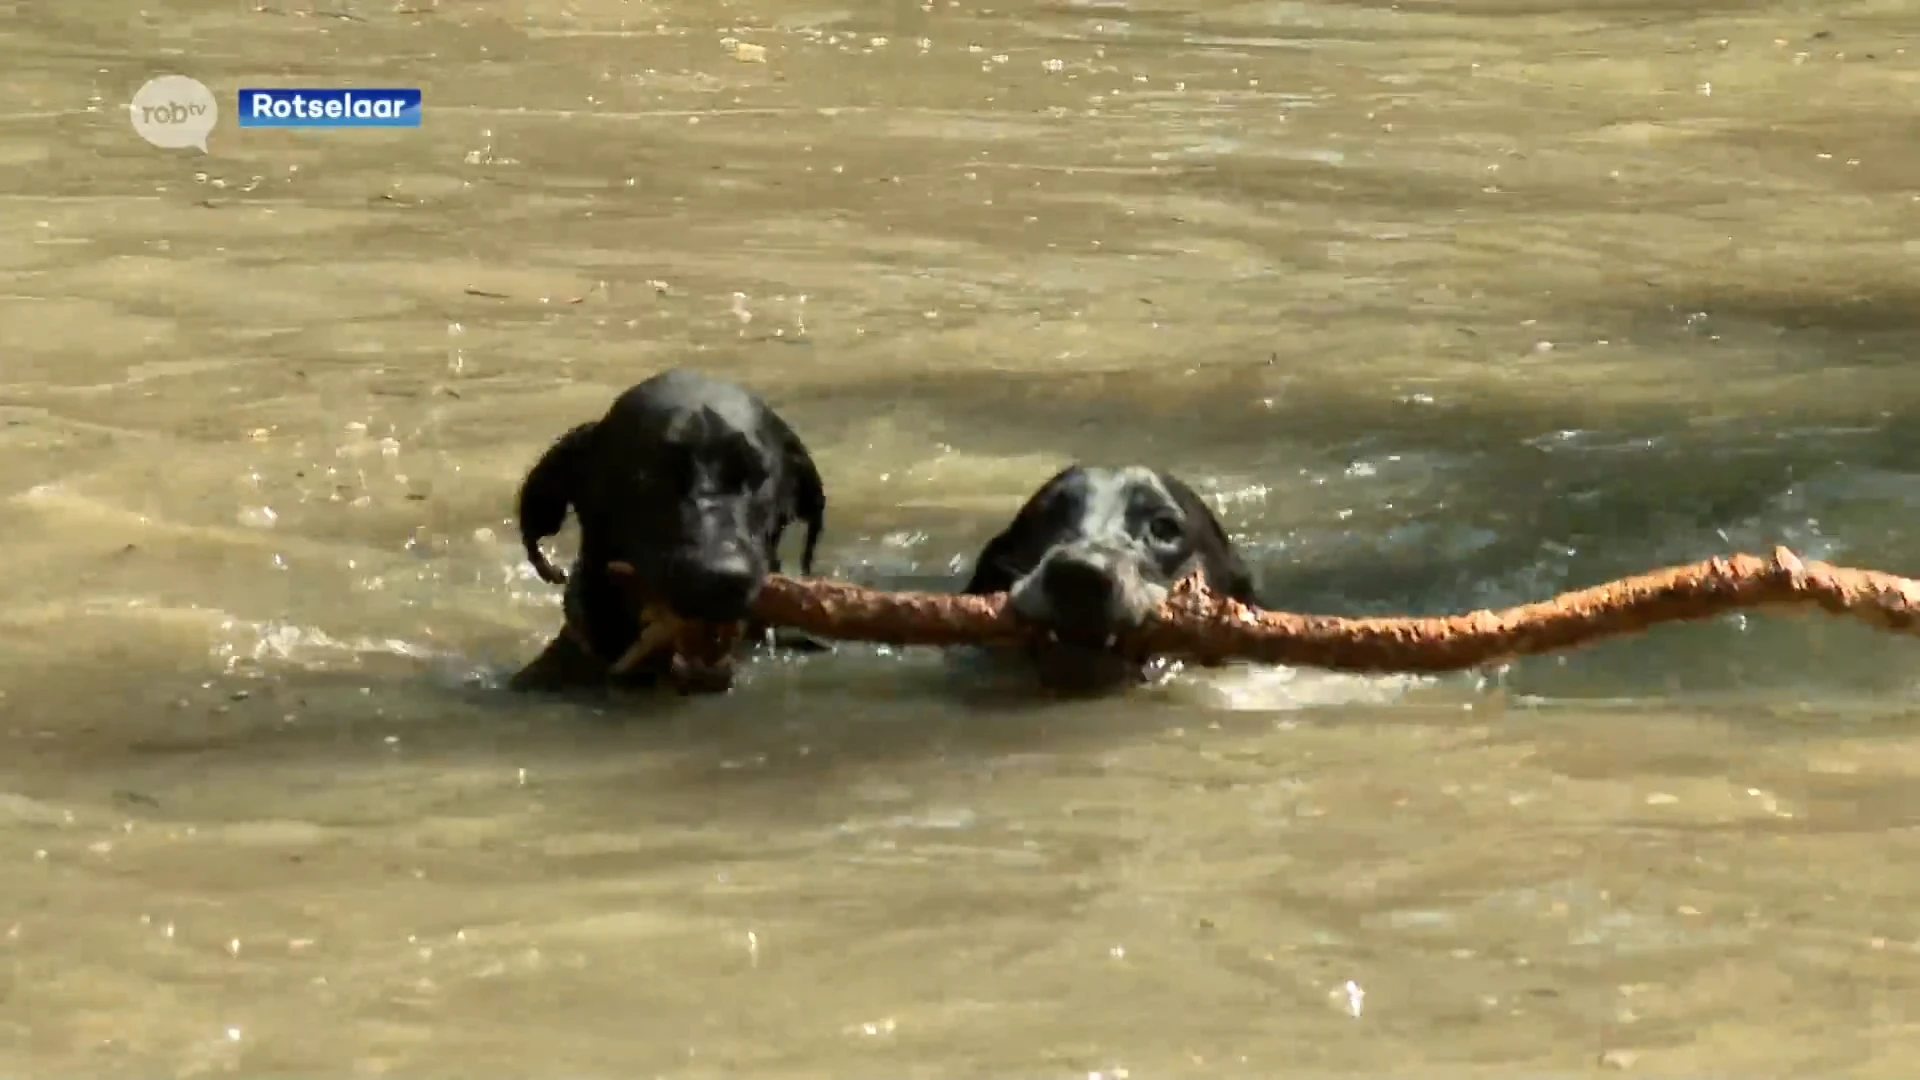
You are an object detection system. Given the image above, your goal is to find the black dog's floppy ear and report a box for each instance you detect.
[1162,473,1260,605]
[782,431,827,577]
[516,421,597,586]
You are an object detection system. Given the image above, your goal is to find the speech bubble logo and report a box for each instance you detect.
[129,75,218,152]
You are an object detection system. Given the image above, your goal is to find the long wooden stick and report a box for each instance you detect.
[743,547,1920,674]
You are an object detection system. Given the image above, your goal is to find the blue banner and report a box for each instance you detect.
[236,88,422,128]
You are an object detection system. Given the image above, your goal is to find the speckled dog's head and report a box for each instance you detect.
[963,465,1260,691]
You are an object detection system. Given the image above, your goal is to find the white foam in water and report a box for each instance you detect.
[1181,663,1434,711]
[212,616,448,671]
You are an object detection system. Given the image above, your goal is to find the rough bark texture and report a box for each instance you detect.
[741,547,1920,674]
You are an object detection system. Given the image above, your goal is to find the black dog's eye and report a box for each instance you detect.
[654,445,696,491]
[1147,514,1183,545]
[730,458,769,493]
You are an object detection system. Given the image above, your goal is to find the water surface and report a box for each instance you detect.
[5,0,1920,1074]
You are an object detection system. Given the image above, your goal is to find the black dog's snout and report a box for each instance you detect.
[1040,554,1116,624]
[663,553,763,623]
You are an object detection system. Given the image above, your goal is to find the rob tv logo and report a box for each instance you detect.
[129,75,219,151]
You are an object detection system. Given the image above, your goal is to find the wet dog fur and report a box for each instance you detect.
[961,464,1259,693]
[508,369,826,693]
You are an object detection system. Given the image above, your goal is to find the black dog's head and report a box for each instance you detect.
[516,369,825,629]
[963,465,1258,690]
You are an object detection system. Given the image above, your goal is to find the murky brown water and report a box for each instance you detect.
[6,0,1920,1074]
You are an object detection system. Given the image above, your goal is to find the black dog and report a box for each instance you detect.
[509,369,826,692]
[962,465,1259,692]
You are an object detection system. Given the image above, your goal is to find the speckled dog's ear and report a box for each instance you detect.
[961,465,1083,597]
[516,421,597,585]
[1159,472,1260,607]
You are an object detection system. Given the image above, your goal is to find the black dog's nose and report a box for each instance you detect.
[1040,554,1115,624]
[664,554,762,623]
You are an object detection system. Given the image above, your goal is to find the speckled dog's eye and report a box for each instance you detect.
[1147,514,1183,544]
